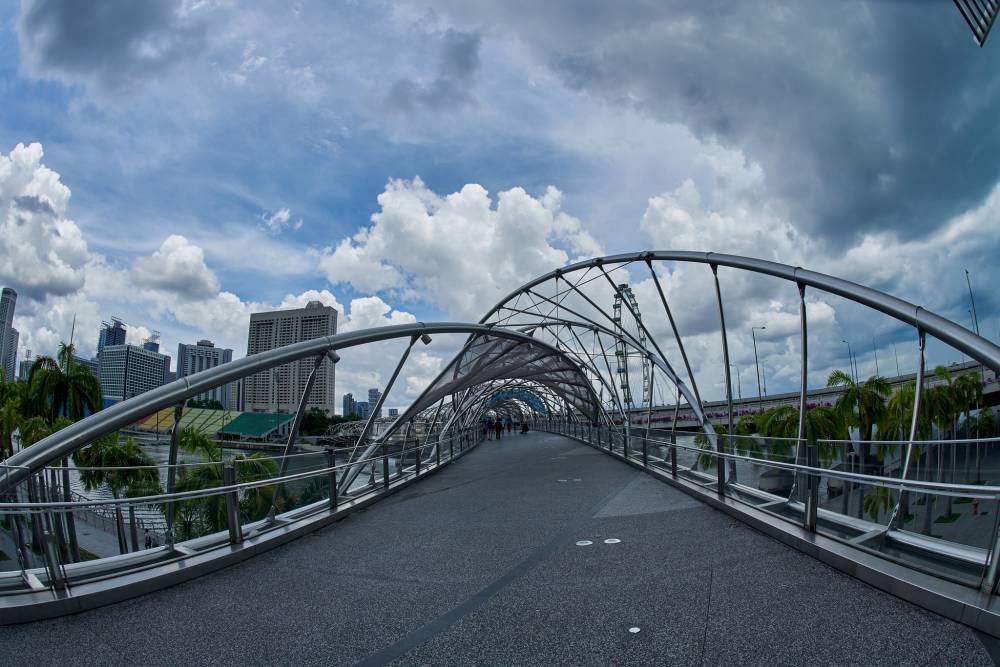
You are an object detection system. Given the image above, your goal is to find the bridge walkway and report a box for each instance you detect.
[0,432,995,665]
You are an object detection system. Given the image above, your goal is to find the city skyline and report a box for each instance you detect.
[2,2,1000,408]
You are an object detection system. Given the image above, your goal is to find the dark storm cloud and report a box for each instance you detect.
[404,0,1000,245]
[17,0,207,92]
[386,29,481,111]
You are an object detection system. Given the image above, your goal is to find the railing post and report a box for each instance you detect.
[450,434,454,460]
[670,429,678,477]
[223,463,242,545]
[804,444,819,532]
[436,434,441,467]
[642,433,648,467]
[711,263,734,494]
[382,442,390,488]
[326,448,338,511]
[415,434,422,477]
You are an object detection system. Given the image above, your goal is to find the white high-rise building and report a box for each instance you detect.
[244,301,337,414]
[99,344,169,403]
[177,340,235,408]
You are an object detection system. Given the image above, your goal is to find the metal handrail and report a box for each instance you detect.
[0,434,467,513]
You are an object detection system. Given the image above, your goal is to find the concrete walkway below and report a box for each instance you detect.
[0,432,996,666]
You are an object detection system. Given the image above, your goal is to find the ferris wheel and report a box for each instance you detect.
[611,283,650,410]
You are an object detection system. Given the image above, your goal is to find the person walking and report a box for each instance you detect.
[494,420,503,440]
[144,529,152,550]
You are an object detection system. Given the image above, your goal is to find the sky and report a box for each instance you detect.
[1,0,999,410]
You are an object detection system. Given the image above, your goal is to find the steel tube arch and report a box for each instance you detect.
[0,323,601,489]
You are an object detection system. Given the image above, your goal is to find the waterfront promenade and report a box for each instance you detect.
[0,432,995,665]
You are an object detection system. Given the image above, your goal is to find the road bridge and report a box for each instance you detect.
[0,432,993,666]
[641,361,1000,430]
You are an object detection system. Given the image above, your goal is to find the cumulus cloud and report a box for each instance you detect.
[0,143,90,300]
[317,177,602,319]
[17,0,210,93]
[397,0,999,247]
[130,234,221,299]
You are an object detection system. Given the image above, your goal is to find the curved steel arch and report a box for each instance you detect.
[0,322,600,488]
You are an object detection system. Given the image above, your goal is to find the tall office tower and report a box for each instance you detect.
[0,287,16,382]
[72,355,100,378]
[244,301,337,414]
[177,340,234,406]
[230,378,243,411]
[368,388,382,418]
[388,408,399,418]
[356,401,371,421]
[342,392,357,417]
[3,328,17,383]
[97,317,127,355]
[18,349,32,382]
[142,332,160,353]
[98,344,169,403]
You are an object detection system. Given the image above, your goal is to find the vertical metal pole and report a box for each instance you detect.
[340,336,421,491]
[889,330,925,532]
[223,463,242,545]
[643,363,653,467]
[670,389,680,476]
[326,448,338,511]
[382,441,390,488]
[270,353,335,516]
[794,283,809,502]
[165,401,184,545]
[805,444,819,532]
[711,265,733,494]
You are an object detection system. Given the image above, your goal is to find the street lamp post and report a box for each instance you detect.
[730,363,742,401]
[751,326,766,413]
[892,343,901,378]
[841,339,857,383]
[871,336,880,377]
[966,269,980,336]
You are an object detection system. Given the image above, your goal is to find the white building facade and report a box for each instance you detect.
[99,344,169,403]
[177,340,235,408]
[244,301,337,414]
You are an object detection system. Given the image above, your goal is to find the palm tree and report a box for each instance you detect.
[877,381,932,528]
[954,372,983,481]
[0,376,28,458]
[27,342,101,422]
[925,366,962,522]
[170,428,278,540]
[827,370,890,518]
[74,434,161,554]
[27,342,101,561]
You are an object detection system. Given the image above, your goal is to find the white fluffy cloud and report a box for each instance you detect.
[317,177,602,320]
[130,234,220,299]
[0,143,90,300]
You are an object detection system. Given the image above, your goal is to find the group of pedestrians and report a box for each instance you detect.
[484,416,529,439]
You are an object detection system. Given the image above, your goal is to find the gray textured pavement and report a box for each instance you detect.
[0,432,994,666]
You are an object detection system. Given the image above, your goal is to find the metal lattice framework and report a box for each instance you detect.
[3,250,1000,633]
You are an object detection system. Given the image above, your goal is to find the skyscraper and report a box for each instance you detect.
[244,301,337,414]
[0,288,17,382]
[177,340,235,407]
[4,328,18,383]
[342,392,357,417]
[98,344,169,403]
[97,317,127,355]
[368,388,382,419]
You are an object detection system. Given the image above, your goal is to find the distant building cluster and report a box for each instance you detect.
[342,387,390,420]
[1,293,346,420]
